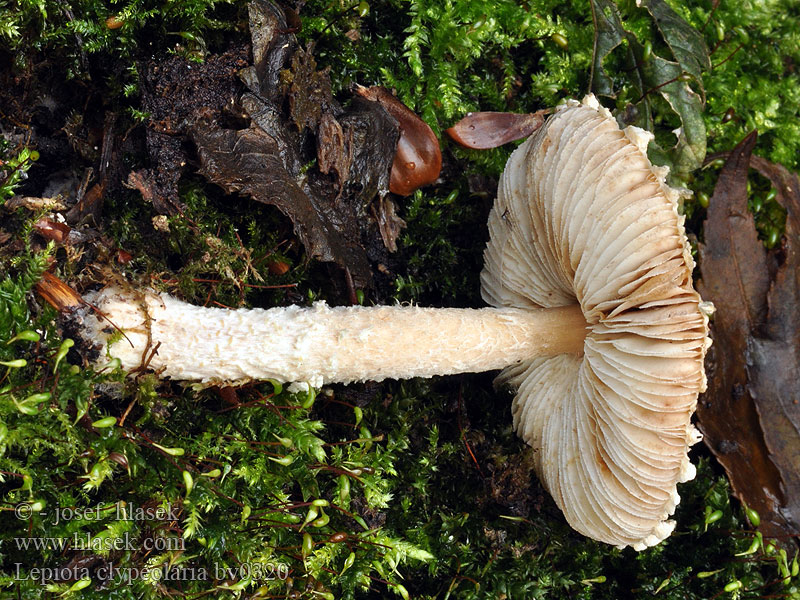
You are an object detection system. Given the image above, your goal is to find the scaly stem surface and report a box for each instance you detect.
[79,288,587,385]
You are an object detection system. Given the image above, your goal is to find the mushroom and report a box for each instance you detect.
[63,95,710,550]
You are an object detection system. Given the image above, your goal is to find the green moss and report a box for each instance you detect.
[689,0,800,171]
[1,0,241,80]
[0,251,428,597]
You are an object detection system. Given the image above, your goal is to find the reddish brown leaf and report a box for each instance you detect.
[107,452,129,470]
[699,132,769,327]
[354,85,442,196]
[698,131,800,544]
[105,15,124,29]
[217,386,240,407]
[35,272,84,312]
[116,248,133,264]
[445,111,548,149]
[65,179,106,225]
[266,259,291,276]
[34,218,71,243]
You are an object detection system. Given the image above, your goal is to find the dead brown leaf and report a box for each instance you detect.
[445,110,549,149]
[132,0,407,286]
[191,119,371,283]
[744,156,800,538]
[187,0,403,286]
[698,131,800,545]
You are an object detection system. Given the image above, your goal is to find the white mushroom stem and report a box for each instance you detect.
[79,287,587,386]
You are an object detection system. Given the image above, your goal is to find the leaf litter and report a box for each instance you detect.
[138,0,407,287]
[698,131,800,547]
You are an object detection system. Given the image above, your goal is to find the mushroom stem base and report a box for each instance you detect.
[79,288,587,385]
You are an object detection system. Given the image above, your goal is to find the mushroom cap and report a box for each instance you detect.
[480,95,710,550]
